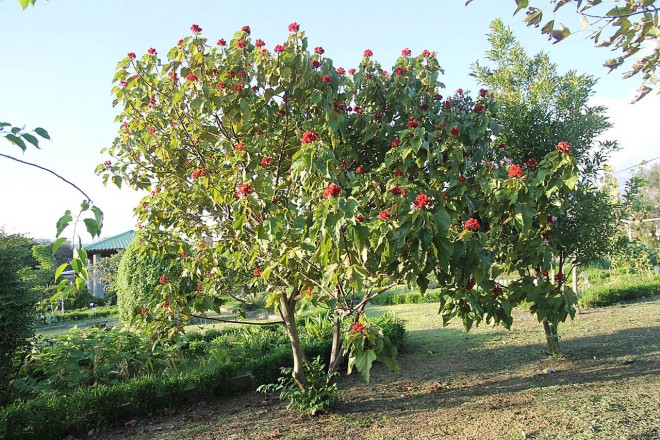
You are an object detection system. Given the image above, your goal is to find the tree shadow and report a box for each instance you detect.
[336,325,660,415]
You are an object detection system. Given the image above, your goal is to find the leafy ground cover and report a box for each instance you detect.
[96,298,659,440]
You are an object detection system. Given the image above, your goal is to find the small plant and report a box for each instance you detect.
[343,317,400,383]
[257,356,338,415]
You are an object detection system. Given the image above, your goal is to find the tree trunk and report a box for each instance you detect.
[328,311,344,374]
[279,295,308,389]
[572,264,582,314]
[542,318,561,355]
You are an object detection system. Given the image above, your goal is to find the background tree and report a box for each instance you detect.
[467,0,660,101]
[472,20,620,350]
[0,229,37,404]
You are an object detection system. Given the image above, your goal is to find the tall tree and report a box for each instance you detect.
[467,0,660,101]
[473,20,620,349]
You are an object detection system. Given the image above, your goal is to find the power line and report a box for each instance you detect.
[613,155,660,174]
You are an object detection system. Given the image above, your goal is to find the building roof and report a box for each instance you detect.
[84,230,134,252]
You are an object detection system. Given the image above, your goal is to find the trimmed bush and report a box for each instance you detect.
[116,243,174,322]
[0,363,239,440]
[580,275,660,308]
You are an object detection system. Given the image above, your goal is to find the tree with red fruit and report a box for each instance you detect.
[103,23,578,392]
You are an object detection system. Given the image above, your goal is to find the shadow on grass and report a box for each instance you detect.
[337,325,660,414]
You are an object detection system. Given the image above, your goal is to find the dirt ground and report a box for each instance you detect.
[95,298,660,440]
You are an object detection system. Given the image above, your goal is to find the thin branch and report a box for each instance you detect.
[0,153,94,203]
[190,313,283,326]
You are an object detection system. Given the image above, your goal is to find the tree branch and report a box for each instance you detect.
[0,153,94,203]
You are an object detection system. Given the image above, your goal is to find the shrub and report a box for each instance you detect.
[13,327,178,397]
[580,275,660,308]
[257,356,338,415]
[0,231,36,405]
[116,243,176,322]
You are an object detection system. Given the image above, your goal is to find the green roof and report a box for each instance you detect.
[84,230,134,252]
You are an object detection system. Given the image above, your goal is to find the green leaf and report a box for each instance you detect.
[21,132,40,148]
[56,210,73,237]
[34,127,50,140]
[350,349,377,383]
[5,134,26,151]
[55,263,69,282]
[52,237,67,254]
[83,218,99,238]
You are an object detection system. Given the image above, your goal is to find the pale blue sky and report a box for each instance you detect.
[1,1,657,241]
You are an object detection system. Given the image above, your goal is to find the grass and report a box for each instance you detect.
[95,297,660,440]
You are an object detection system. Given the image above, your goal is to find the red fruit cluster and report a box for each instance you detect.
[356,214,366,222]
[547,214,557,224]
[241,25,251,34]
[148,48,157,55]
[301,130,319,144]
[464,218,480,231]
[394,169,404,177]
[554,272,566,283]
[351,322,365,334]
[274,44,285,53]
[543,235,551,244]
[321,75,331,84]
[127,52,136,59]
[186,167,204,178]
[473,104,485,113]
[493,286,503,296]
[363,49,373,57]
[408,119,419,128]
[217,38,226,46]
[556,141,571,154]
[311,60,321,69]
[288,22,300,32]
[234,142,245,151]
[253,267,262,276]
[479,88,488,97]
[236,183,252,198]
[508,164,523,178]
[186,73,198,81]
[162,300,169,308]
[390,186,402,196]
[336,67,345,75]
[197,283,203,291]
[315,46,325,54]
[261,157,272,167]
[255,39,265,47]
[465,280,474,290]
[391,139,400,148]
[525,158,538,168]
[379,210,391,220]
[395,66,407,76]
[160,276,168,284]
[323,183,342,198]
[190,24,202,33]
[237,40,247,48]
[355,166,364,174]
[141,306,148,315]
[450,127,460,136]
[348,68,356,75]
[413,193,435,210]
[401,48,412,56]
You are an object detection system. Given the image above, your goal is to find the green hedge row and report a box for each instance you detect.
[0,363,238,440]
[579,276,660,308]
[0,319,404,440]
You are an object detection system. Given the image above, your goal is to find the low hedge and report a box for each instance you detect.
[0,363,238,440]
[579,276,660,308]
[1,316,406,440]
